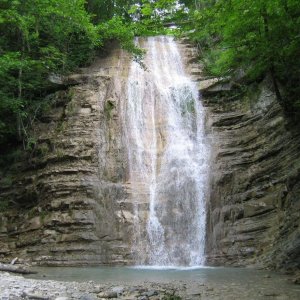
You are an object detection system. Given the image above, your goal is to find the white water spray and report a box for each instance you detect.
[124,36,209,266]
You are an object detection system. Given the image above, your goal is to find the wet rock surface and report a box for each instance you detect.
[203,76,300,270]
[179,39,300,271]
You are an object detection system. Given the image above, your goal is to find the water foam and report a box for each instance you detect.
[124,36,210,266]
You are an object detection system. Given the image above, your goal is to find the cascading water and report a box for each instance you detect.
[124,36,209,267]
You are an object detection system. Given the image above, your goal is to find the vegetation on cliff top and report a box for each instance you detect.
[0,0,141,156]
[183,0,300,115]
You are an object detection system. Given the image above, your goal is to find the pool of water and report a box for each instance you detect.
[24,266,300,299]
[24,265,294,286]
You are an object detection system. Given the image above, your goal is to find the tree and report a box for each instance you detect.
[0,0,99,149]
[186,0,300,112]
[0,0,147,153]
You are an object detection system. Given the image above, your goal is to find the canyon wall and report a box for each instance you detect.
[0,47,135,265]
[203,78,300,271]
[0,39,299,270]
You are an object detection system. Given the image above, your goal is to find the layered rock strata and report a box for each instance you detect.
[179,38,300,270]
[0,39,299,270]
[202,78,300,270]
[0,47,134,265]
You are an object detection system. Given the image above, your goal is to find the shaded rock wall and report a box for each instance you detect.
[203,78,300,270]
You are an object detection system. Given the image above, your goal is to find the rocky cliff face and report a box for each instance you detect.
[202,78,300,271]
[0,40,299,270]
[179,39,300,271]
[0,47,135,265]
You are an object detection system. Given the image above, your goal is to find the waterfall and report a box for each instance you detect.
[124,36,209,267]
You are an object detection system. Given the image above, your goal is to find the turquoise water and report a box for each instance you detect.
[26,265,291,286]
[25,266,300,299]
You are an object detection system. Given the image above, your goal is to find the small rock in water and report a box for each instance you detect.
[80,295,95,300]
[98,291,118,298]
[128,287,140,293]
[94,285,103,293]
[22,291,50,300]
[138,288,148,294]
[111,286,125,295]
[141,290,158,297]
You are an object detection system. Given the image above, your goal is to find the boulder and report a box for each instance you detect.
[199,78,232,95]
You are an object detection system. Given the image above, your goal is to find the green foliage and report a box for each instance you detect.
[104,100,115,120]
[86,0,138,23]
[0,0,99,151]
[185,0,300,113]
[0,0,149,157]
[0,147,24,172]
[98,17,145,61]
[0,199,9,210]
[1,0,298,180]
[0,0,197,157]
[0,175,13,188]
[128,0,183,36]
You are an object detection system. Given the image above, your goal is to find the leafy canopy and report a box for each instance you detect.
[0,0,144,151]
[184,0,300,111]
